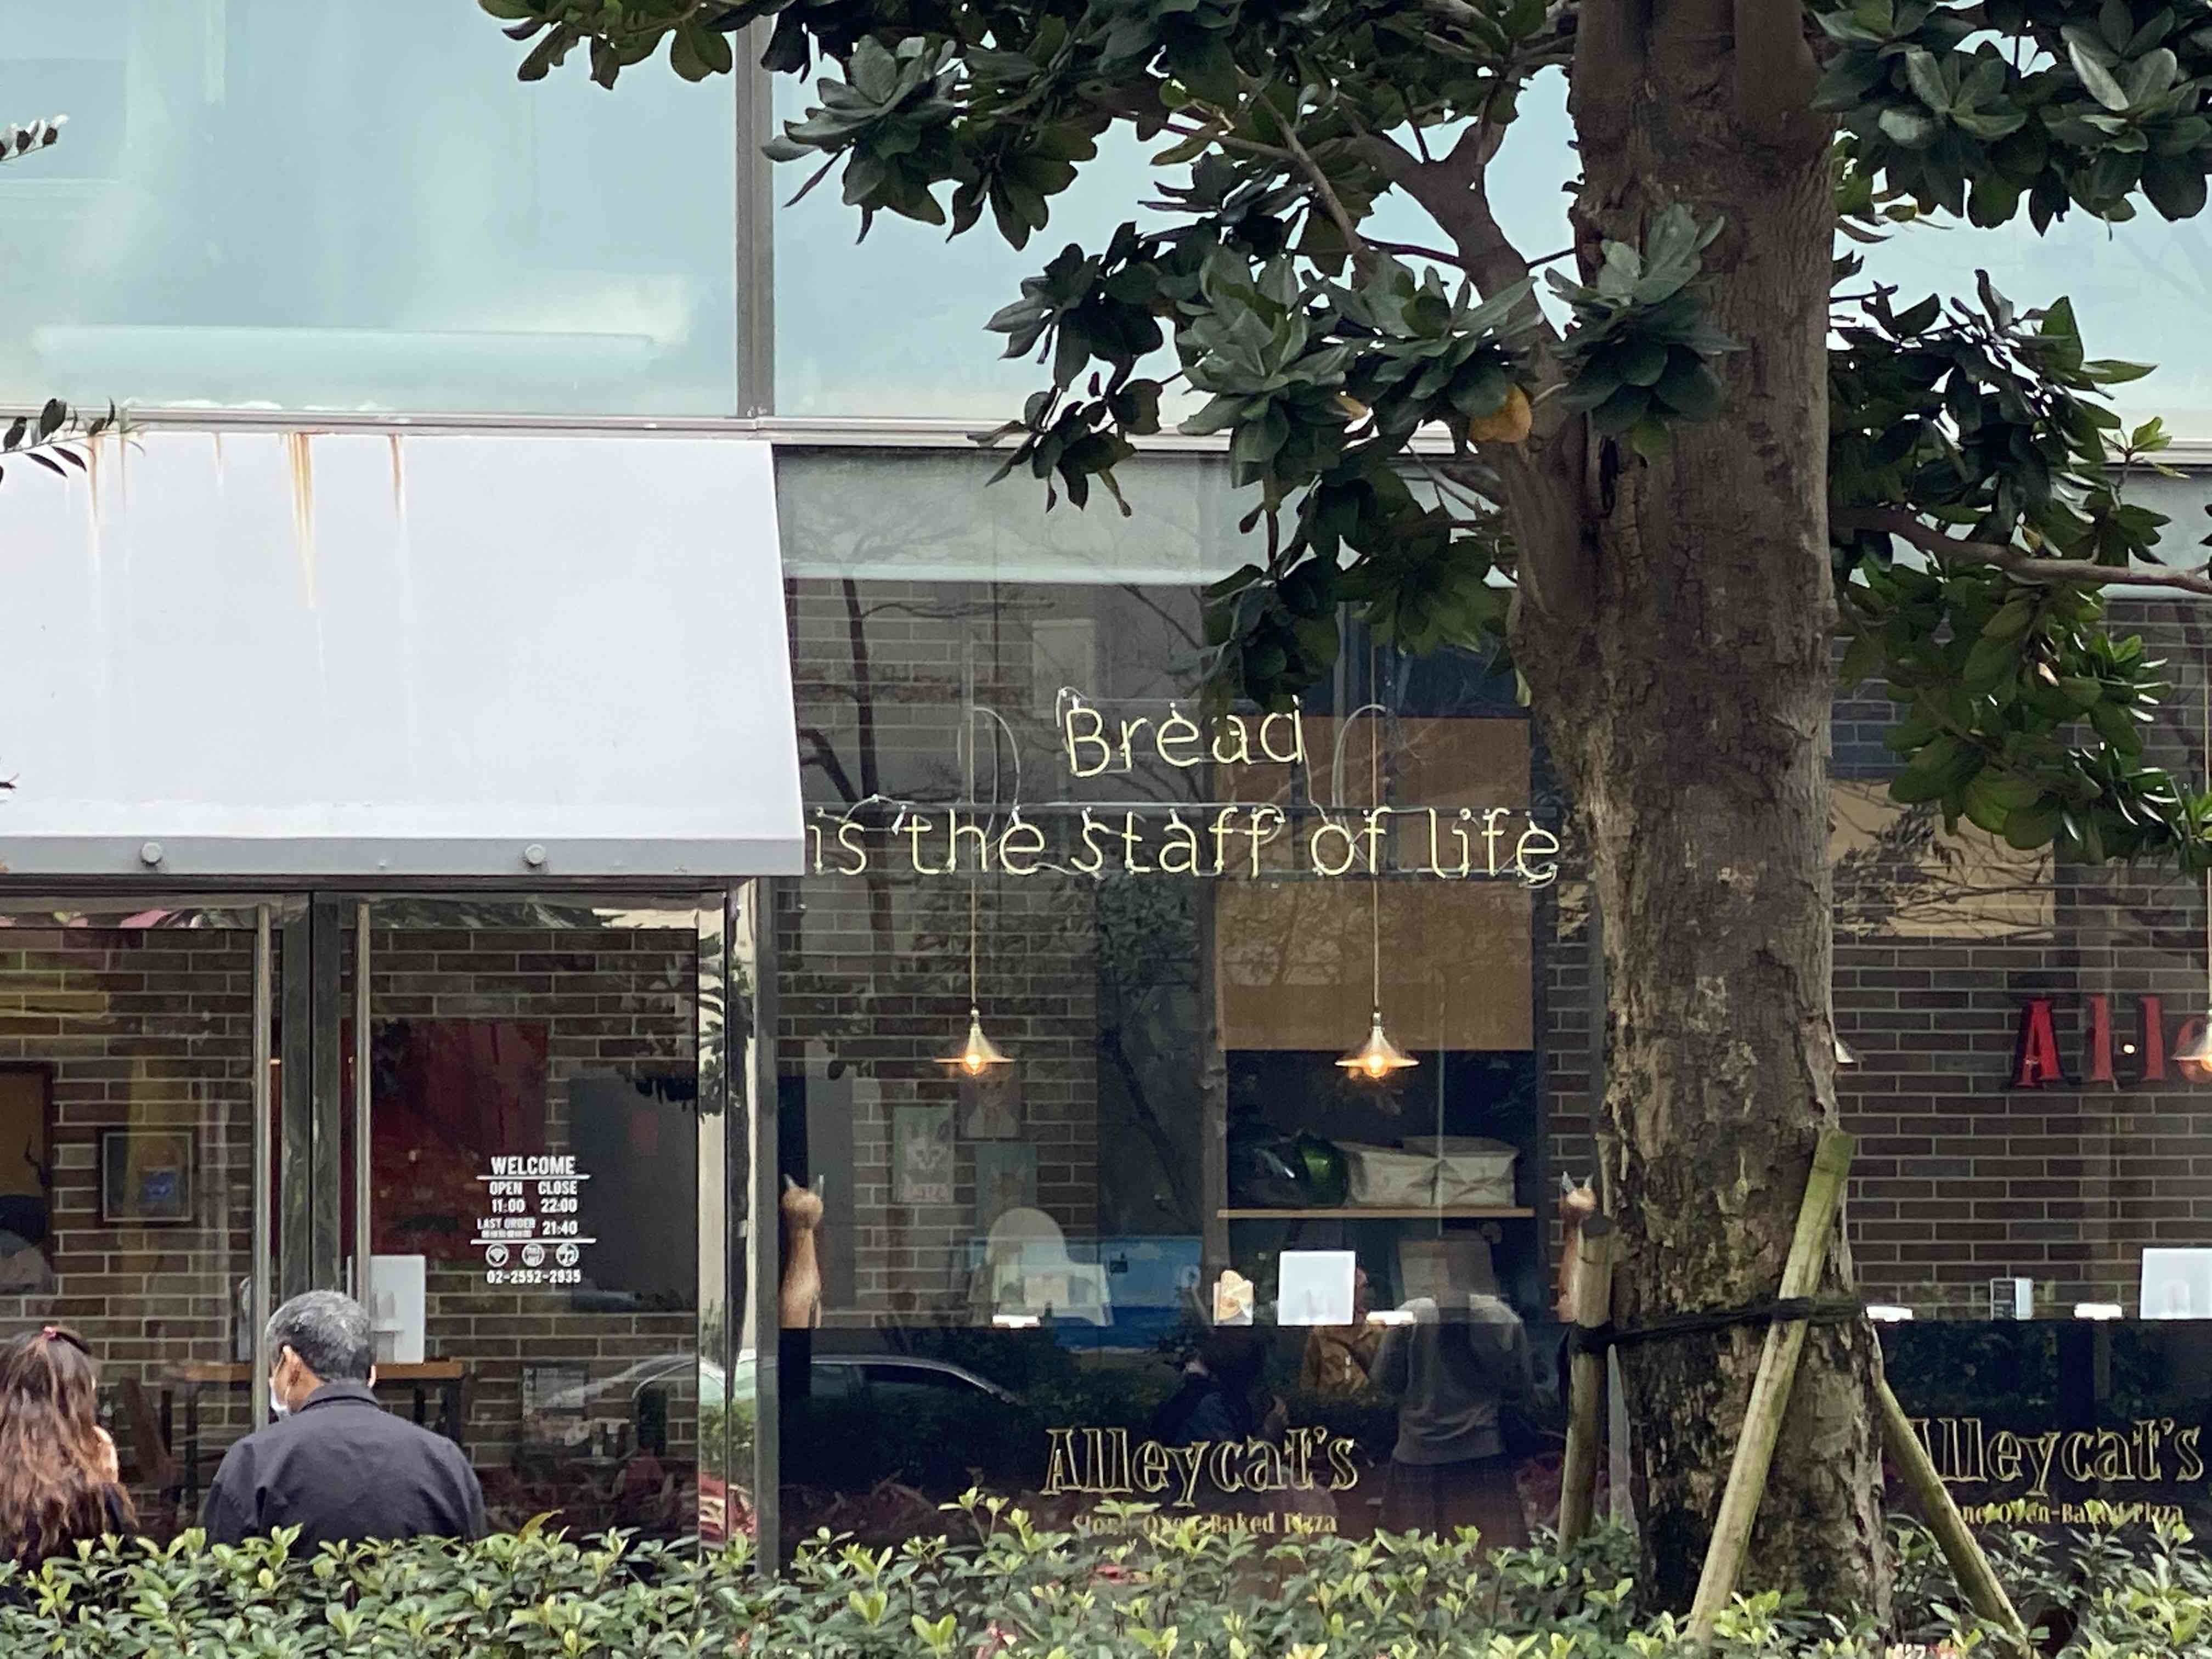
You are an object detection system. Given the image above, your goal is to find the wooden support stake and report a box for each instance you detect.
[1559,1216,1617,1547]
[1876,1371,2029,1652]
[1686,1127,1856,1640]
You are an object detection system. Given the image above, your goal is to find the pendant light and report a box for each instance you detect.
[2176,665,2212,1076]
[1340,1011,1419,1080]
[1337,693,1417,1080]
[940,703,1011,1075]
[945,1003,1012,1076]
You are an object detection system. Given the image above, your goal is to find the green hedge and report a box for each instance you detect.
[1,1500,2208,1656]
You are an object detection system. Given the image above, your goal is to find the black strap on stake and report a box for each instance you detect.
[1567,1296,1866,1357]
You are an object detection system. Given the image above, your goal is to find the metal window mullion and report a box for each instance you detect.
[735,24,776,417]
[279,910,314,1302]
[308,898,344,1291]
[252,905,275,1431]
[353,902,372,1292]
[742,880,780,1567]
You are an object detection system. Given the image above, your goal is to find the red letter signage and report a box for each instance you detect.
[2013,997,2063,1088]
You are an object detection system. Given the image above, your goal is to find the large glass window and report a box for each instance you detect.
[0,895,736,1547]
[1826,601,2212,1534]
[769,449,1573,1551]
[768,449,2212,1555]
[769,76,1578,421]
[772,60,2211,432]
[0,907,270,1543]
[0,2,737,415]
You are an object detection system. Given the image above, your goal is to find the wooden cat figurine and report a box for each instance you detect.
[780,1175,825,1330]
[1555,1174,1598,1322]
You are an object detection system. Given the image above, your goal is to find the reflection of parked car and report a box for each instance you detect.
[538,1350,1014,1423]
[776,1352,1031,1500]
[693,1353,1018,1545]
[743,1352,1017,1407]
[531,1354,721,1422]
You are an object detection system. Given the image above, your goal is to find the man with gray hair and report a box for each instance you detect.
[202,1290,484,1547]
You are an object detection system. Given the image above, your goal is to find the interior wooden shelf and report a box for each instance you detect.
[1217,1206,1535,1220]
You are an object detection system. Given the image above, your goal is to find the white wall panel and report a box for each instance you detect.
[1,431,800,878]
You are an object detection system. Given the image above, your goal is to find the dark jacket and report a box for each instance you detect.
[1148,1363,1263,1446]
[1372,1294,1532,1465]
[201,1383,485,1548]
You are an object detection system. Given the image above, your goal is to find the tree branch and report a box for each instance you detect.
[1352,128,1593,626]
[1168,112,1369,252]
[1274,115,1377,275]
[1369,236,1478,268]
[1835,508,2212,600]
[1355,131,1537,304]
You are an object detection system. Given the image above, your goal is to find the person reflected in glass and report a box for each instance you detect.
[1151,1328,1280,1447]
[0,1325,134,1573]
[1300,1268,1381,1396]
[1372,1289,1531,1548]
[1148,1327,1297,1522]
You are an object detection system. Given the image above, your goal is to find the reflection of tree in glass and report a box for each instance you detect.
[1095,878,1201,1228]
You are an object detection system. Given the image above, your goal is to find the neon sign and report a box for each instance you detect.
[805,693,1560,885]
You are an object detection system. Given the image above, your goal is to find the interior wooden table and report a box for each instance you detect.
[158,1360,467,1514]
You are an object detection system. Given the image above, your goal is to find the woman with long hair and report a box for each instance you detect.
[0,1325,133,1571]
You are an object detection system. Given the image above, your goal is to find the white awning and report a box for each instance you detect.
[1,431,802,880]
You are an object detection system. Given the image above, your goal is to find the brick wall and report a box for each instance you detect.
[0,928,258,1498]
[783,573,1579,1321]
[779,872,1101,1319]
[1543,603,2212,1320]
[783,575,1108,1318]
[364,927,699,1502]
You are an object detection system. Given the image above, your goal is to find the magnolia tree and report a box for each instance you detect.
[486,0,2212,1606]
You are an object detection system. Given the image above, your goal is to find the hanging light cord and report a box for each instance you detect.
[1370,677,1383,1020]
[966,701,981,1018]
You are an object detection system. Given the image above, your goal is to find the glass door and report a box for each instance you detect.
[0,898,286,1540]
[327,895,740,1543]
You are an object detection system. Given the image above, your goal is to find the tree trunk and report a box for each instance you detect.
[1508,3,1889,1615]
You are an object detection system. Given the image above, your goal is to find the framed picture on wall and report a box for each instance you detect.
[100,1129,195,1226]
[892,1106,955,1206]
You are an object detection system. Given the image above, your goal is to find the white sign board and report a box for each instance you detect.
[476,1155,594,1289]
[1278,1250,1357,1327]
[2142,1248,2212,1318]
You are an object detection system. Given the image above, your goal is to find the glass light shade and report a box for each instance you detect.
[2176,1019,2212,1072]
[1833,1034,1860,1068]
[1336,1014,1418,1080]
[940,1009,1012,1075]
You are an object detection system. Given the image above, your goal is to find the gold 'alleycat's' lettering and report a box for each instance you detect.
[1910,1415,2208,1497]
[1042,1426,1359,1506]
